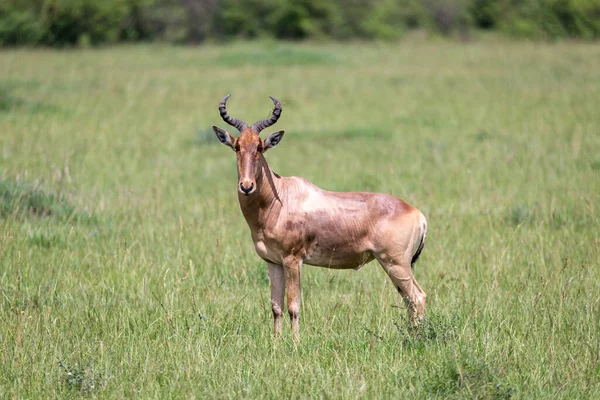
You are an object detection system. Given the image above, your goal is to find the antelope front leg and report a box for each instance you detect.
[283,256,302,342]
[267,263,285,338]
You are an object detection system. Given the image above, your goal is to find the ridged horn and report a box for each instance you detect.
[218,94,248,132]
[251,96,282,134]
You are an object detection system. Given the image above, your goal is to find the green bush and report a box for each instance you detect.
[267,0,335,39]
[0,2,45,45]
[119,0,158,41]
[125,0,188,43]
[0,0,598,46]
[212,0,267,39]
[212,0,334,40]
[538,0,600,39]
[421,0,473,36]
[488,0,600,39]
[470,0,503,29]
[360,0,408,40]
[42,0,129,45]
[327,0,426,40]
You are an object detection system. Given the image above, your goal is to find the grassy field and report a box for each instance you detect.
[0,40,599,398]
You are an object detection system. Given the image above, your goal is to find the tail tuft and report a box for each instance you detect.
[411,218,427,268]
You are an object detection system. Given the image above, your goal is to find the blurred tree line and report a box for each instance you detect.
[1,0,599,46]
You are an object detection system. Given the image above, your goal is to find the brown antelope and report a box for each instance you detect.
[213,95,428,341]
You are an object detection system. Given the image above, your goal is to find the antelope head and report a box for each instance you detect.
[212,94,284,196]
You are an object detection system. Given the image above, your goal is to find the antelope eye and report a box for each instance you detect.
[234,144,240,152]
[257,145,263,152]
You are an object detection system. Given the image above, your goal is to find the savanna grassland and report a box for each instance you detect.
[1,40,599,398]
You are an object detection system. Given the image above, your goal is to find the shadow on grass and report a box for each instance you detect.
[505,202,594,231]
[216,46,337,67]
[0,81,61,114]
[57,360,108,395]
[425,357,514,399]
[393,312,460,349]
[0,179,94,223]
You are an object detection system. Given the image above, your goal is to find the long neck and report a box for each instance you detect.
[238,156,282,230]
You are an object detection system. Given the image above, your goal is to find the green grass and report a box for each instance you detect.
[215,43,338,67]
[0,40,599,398]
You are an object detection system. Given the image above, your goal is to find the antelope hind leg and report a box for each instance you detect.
[379,261,427,326]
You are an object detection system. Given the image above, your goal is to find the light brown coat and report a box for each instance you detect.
[213,95,428,340]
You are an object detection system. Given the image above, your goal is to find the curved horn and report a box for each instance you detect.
[219,94,248,132]
[251,96,282,134]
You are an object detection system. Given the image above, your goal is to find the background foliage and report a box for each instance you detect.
[1,0,599,46]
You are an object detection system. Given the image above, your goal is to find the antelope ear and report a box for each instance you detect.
[263,130,285,151]
[212,125,235,149]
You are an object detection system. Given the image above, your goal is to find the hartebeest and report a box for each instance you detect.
[213,95,428,340]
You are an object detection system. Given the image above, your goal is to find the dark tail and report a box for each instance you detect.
[411,218,427,268]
